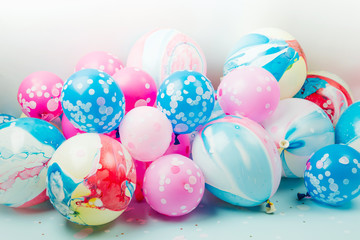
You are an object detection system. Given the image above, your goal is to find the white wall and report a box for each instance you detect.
[1,0,360,116]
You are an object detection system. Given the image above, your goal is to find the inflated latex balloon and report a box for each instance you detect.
[294,71,353,126]
[75,51,124,76]
[164,133,191,158]
[112,67,157,113]
[262,98,335,178]
[304,144,360,206]
[127,28,207,87]
[143,154,205,216]
[224,28,307,99]
[133,160,151,202]
[156,70,215,134]
[47,133,136,226]
[119,106,173,162]
[0,114,16,125]
[192,115,282,207]
[61,114,119,141]
[335,101,360,151]
[0,118,65,207]
[18,71,63,122]
[61,69,125,133]
[207,95,225,123]
[217,66,280,122]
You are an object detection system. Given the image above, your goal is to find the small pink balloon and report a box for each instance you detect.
[143,154,205,216]
[119,106,173,162]
[217,66,280,122]
[75,51,124,76]
[17,71,63,122]
[112,67,157,113]
[164,133,191,158]
[134,160,152,201]
[62,114,120,141]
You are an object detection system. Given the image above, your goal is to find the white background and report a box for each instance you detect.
[1,0,360,116]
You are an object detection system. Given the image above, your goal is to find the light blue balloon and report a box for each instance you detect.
[0,114,16,125]
[304,144,360,206]
[61,69,125,133]
[156,70,215,134]
[335,101,360,151]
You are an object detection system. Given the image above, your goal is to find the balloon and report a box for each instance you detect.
[143,154,205,216]
[47,133,136,226]
[164,133,191,158]
[294,71,353,126]
[223,28,307,99]
[17,71,63,122]
[75,51,124,76]
[0,118,65,207]
[133,160,151,202]
[304,144,360,206]
[61,114,119,141]
[127,28,207,87]
[61,69,125,133]
[112,67,157,113]
[262,98,335,178]
[192,115,282,207]
[335,101,360,151]
[207,94,225,123]
[0,114,16,125]
[156,70,215,134]
[217,66,280,122]
[119,106,173,162]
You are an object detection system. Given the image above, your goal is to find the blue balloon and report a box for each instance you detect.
[304,144,360,206]
[335,101,360,151]
[156,70,215,134]
[0,114,16,125]
[61,69,125,133]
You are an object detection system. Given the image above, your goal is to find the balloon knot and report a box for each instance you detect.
[174,134,180,145]
[297,192,311,200]
[265,199,276,214]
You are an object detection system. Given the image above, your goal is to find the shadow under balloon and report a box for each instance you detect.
[10,200,55,215]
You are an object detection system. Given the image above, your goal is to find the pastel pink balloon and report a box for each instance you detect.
[164,133,191,158]
[119,106,173,162]
[143,154,205,216]
[75,51,124,76]
[217,66,280,122]
[62,114,120,141]
[112,67,157,113]
[17,71,63,122]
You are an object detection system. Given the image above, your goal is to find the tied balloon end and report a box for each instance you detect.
[265,199,276,214]
[174,133,180,145]
[297,192,311,200]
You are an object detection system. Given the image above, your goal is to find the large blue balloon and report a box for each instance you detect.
[304,144,360,206]
[156,70,215,134]
[335,101,360,151]
[61,69,125,133]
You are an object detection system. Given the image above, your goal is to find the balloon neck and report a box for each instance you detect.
[279,139,290,149]
[174,134,180,145]
[265,199,276,214]
[297,192,311,200]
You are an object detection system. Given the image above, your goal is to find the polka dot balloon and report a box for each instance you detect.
[17,71,63,122]
[156,70,215,134]
[217,66,280,123]
[75,51,124,76]
[112,67,157,113]
[61,69,125,133]
[143,154,205,216]
[304,144,360,206]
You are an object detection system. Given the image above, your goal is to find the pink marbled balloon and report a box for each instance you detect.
[217,66,280,123]
[75,51,124,76]
[112,67,157,113]
[143,154,205,216]
[18,71,63,122]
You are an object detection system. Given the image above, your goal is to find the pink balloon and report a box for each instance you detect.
[17,71,63,122]
[143,154,205,216]
[119,106,173,162]
[112,67,157,113]
[133,160,152,201]
[75,51,124,76]
[217,66,280,122]
[164,133,191,158]
[62,114,120,141]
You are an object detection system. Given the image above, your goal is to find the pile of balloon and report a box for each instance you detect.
[1,27,360,226]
